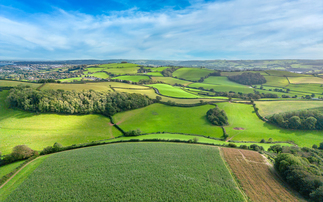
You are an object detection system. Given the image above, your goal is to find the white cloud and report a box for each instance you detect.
[0,0,322,60]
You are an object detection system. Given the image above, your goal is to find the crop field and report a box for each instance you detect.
[5,143,245,201]
[147,84,206,98]
[217,102,323,147]
[97,63,140,75]
[263,76,289,87]
[188,82,255,94]
[140,72,163,76]
[256,101,323,117]
[0,80,41,88]
[0,91,122,154]
[172,68,213,81]
[112,75,150,82]
[288,76,323,84]
[221,71,268,76]
[152,77,192,85]
[287,83,323,94]
[221,148,301,201]
[113,103,223,138]
[265,70,311,77]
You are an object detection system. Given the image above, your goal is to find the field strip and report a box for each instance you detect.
[219,148,249,202]
[0,157,39,190]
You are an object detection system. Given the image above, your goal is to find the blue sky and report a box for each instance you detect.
[0,0,322,60]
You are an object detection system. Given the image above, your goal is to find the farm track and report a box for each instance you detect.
[221,148,302,202]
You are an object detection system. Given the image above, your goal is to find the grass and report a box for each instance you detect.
[0,156,49,201]
[140,72,163,76]
[255,101,323,117]
[203,76,246,86]
[147,84,207,98]
[222,148,301,201]
[59,77,83,82]
[0,160,26,179]
[173,68,213,81]
[189,83,255,94]
[221,71,268,76]
[152,77,192,86]
[217,102,323,147]
[0,80,41,89]
[263,76,289,87]
[89,72,110,79]
[113,103,224,138]
[0,90,122,154]
[287,83,323,95]
[265,70,310,77]
[98,63,140,75]
[112,75,150,82]
[288,77,323,84]
[5,143,245,201]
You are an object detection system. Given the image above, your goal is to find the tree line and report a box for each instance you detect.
[161,67,179,77]
[6,85,153,116]
[268,110,323,130]
[228,72,266,85]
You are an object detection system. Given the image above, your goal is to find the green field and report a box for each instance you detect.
[0,160,25,179]
[142,72,163,76]
[0,80,41,88]
[265,70,311,77]
[288,77,323,84]
[263,76,289,87]
[97,63,140,75]
[89,72,110,79]
[113,103,223,137]
[217,102,323,147]
[221,71,268,76]
[173,68,213,81]
[59,77,83,82]
[0,90,122,154]
[148,84,206,98]
[287,83,323,95]
[256,101,323,117]
[112,75,150,82]
[189,82,255,94]
[4,143,245,201]
[152,77,192,85]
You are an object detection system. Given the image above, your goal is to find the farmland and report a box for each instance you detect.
[4,143,245,201]
[221,148,301,201]
[172,68,214,81]
[288,76,323,84]
[152,77,192,85]
[112,75,150,82]
[147,84,206,98]
[113,103,224,138]
[0,80,41,88]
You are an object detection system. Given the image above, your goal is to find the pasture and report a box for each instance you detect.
[112,75,150,82]
[263,76,289,87]
[0,80,41,89]
[221,148,301,201]
[172,68,213,81]
[221,71,268,76]
[0,90,122,154]
[113,103,224,138]
[288,76,323,84]
[256,101,323,117]
[188,82,255,94]
[152,77,192,85]
[217,102,323,147]
[0,160,25,179]
[265,70,310,77]
[5,143,245,201]
[147,84,206,98]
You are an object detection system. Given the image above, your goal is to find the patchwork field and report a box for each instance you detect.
[188,82,255,94]
[152,77,192,85]
[221,148,301,201]
[0,80,41,89]
[217,102,323,147]
[256,101,323,117]
[263,76,289,87]
[112,75,150,82]
[0,91,122,154]
[173,68,213,81]
[147,84,206,98]
[4,143,246,201]
[288,76,323,84]
[113,103,223,138]
[265,70,310,77]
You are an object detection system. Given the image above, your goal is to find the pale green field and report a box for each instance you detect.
[0,91,122,154]
[265,70,311,77]
[217,102,323,147]
[59,77,83,82]
[112,75,150,82]
[89,72,110,79]
[147,84,206,98]
[188,83,255,94]
[113,104,223,138]
[288,77,323,84]
[287,83,323,95]
[173,68,213,81]
[221,71,268,76]
[140,72,163,76]
[255,101,323,117]
[203,76,246,87]
[0,160,25,179]
[147,66,169,72]
[263,76,289,87]
[152,77,192,85]
[0,80,41,88]
[98,63,140,75]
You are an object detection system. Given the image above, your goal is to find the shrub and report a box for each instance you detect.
[228,143,237,148]
[206,107,228,126]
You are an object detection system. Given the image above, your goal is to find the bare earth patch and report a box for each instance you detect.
[233,127,245,130]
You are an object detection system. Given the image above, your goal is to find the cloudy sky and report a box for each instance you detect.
[0,0,322,60]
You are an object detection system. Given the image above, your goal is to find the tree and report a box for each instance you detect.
[304,117,317,130]
[289,116,301,129]
[206,107,228,126]
[268,145,282,153]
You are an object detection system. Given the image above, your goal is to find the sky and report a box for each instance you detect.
[0,0,322,60]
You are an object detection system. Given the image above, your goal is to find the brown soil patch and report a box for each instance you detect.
[108,122,114,126]
[233,127,245,130]
[221,148,302,202]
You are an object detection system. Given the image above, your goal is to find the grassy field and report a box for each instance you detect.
[59,77,83,82]
[147,84,206,98]
[0,90,122,154]
[140,72,163,76]
[256,101,323,117]
[5,143,245,201]
[203,76,245,86]
[189,82,255,94]
[0,80,41,88]
[265,70,310,77]
[112,75,150,82]
[263,76,289,87]
[97,63,140,75]
[89,72,110,79]
[152,77,192,86]
[288,76,323,84]
[0,156,49,201]
[173,68,213,81]
[113,103,223,138]
[222,148,302,201]
[287,83,323,95]
[221,71,268,76]
[217,102,323,147]
[0,160,25,179]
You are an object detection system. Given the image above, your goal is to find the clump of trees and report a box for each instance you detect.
[228,72,266,85]
[161,67,178,77]
[1,145,37,164]
[206,107,228,126]
[6,86,153,116]
[273,145,323,201]
[268,110,323,130]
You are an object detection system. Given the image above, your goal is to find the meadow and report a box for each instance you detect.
[112,75,150,82]
[288,76,323,84]
[172,68,214,81]
[152,77,192,85]
[113,103,224,138]
[263,76,289,87]
[0,90,122,154]
[217,102,323,147]
[5,143,245,202]
[147,84,207,98]
[0,160,25,179]
[0,80,41,89]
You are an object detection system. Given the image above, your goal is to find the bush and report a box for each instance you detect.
[228,143,237,148]
[3,145,36,163]
[125,129,142,136]
[206,107,228,126]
